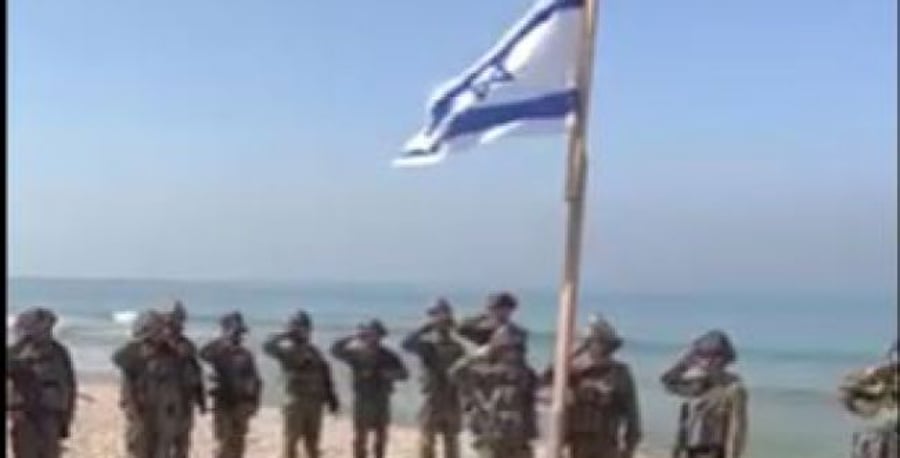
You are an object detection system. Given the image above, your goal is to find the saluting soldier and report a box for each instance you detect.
[457,292,528,353]
[332,319,409,458]
[264,310,340,458]
[7,307,77,458]
[838,340,898,458]
[450,325,538,458]
[661,330,748,458]
[113,310,193,458]
[402,298,467,458]
[543,314,642,458]
[200,311,262,458]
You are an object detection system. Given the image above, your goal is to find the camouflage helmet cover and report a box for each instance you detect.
[692,329,737,364]
[486,291,518,311]
[358,318,388,338]
[427,298,453,318]
[288,310,312,330]
[220,311,248,334]
[584,314,623,352]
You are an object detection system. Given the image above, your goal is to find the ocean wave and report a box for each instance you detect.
[112,310,138,326]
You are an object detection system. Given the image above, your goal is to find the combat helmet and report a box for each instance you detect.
[358,319,388,338]
[692,329,737,365]
[584,314,623,352]
[288,310,312,331]
[14,307,57,340]
[486,291,518,311]
[220,311,248,334]
[132,310,166,340]
[427,298,453,317]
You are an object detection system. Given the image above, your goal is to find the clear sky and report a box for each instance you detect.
[8,0,897,294]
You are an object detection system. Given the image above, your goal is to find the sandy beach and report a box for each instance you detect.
[7,379,663,458]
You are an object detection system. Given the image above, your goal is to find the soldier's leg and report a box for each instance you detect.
[124,412,151,458]
[282,405,302,458]
[10,415,39,458]
[418,428,437,458]
[300,408,324,458]
[38,415,63,458]
[212,409,233,458]
[352,421,368,458]
[172,414,193,458]
[441,430,460,458]
[231,411,252,458]
[373,424,389,458]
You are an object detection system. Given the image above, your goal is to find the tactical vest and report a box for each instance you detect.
[420,339,464,400]
[466,362,535,444]
[282,344,330,402]
[567,363,627,434]
[138,349,191,424]
[678,383,737,449]
[9,341,73,413]
[209,342,260,402]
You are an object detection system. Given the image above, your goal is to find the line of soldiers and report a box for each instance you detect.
[6,296,899,458]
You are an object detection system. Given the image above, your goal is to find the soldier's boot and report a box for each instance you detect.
[373,426,388,458]
[442,431,460,458]
[418,430,436,458]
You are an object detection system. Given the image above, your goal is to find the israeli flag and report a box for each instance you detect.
[396,0,583,167]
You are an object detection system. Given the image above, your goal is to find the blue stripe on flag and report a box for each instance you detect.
[440,89,577,144]
[425,0,583,135]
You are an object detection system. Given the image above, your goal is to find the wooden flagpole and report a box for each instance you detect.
[546,0,600,456]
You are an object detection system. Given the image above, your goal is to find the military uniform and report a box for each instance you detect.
[450,325,538,458]
[661,330,748,458]
[402,299,466,458]
[200,312,262,458]
[7,307,77,458]
[544,315,642,458]
[838,341,898,458]
[113,310,195,458]
[457,292,528,353]
[332,320,409,458]
[165,302,206,458]
[264,311,340,458]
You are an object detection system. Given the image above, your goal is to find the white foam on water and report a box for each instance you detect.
[7,314,16,329]
[112,310,138,326]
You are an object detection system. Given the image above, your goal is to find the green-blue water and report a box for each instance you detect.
[7,277,897,457]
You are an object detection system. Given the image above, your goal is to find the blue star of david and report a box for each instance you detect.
[469,63,514,100]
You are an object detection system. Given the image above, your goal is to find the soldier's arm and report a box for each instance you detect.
[620,365,643,456]
[318,352,341,413]
[455,315,486,345]
[523,367,540,440]
[198,340,219,365]
[725,383,749,458]
[262,333,289,362]
[401,324,430,356]
[56,342,78,436]
[330,336,355,365]
[660,356,696,397]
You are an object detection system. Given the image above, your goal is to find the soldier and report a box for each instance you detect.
[402,299,467,458]
[661,330,748,458]
[113,310,193,458]
[837,340,898,458]
[263,310,340,458]
[7,307,77,458]
[541,315,642,458]
[457,292,528,353]
[200,312,262,458]
[332,319,409,458]
[163,300,207,458]
[450,325,538,458]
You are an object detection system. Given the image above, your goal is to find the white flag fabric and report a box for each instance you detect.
[395,0,583,167]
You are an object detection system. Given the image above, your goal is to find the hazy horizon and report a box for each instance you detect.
[9,0,897,296]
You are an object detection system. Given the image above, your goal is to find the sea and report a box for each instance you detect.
[7,277,897,458]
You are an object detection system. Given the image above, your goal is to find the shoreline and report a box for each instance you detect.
[7,378,663,458]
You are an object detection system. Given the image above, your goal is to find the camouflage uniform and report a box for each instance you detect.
[838,341,898,458]
[331,319,409,458]
[401,299,466,458]
[200,312,262,458]
[661,330,748,458]
[113,310,194,458]
[263,311,340,458]
[7,307,77,458]
[457,292,528,354]
[450,325,538,458]
[165,302,207,458]
[543,315,642,458]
